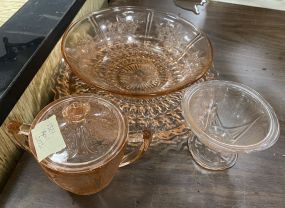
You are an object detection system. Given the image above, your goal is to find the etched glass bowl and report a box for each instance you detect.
[61,6,213,97]
[182,80,280,170]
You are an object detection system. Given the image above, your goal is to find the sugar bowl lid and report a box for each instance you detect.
[29,95,128,172]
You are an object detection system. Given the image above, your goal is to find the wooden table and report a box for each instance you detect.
[1,0,285,207]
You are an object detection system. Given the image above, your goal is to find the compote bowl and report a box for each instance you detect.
[182,80,280,170]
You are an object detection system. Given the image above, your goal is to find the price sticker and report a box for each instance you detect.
[31,115,66,162]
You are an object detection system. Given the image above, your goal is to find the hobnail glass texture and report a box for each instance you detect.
[52,60,217,144]
[61,6,213,97]
[182,80,280,170]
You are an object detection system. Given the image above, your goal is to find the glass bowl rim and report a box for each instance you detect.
[61,6,213,97]
[182,80,280,152]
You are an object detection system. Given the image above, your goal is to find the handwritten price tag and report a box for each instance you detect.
[31,115,66,162]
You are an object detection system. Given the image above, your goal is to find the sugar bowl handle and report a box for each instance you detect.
[119,129,152,167]
[7,121,31,152]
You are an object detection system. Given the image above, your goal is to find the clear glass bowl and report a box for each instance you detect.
[182,80,280,170]
[61,6,213,97]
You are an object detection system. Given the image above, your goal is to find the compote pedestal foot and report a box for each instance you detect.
[188,134,237,170]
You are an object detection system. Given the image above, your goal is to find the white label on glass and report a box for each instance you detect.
[31,115,66,162]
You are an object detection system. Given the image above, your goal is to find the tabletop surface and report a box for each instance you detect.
[1,0,285,207]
